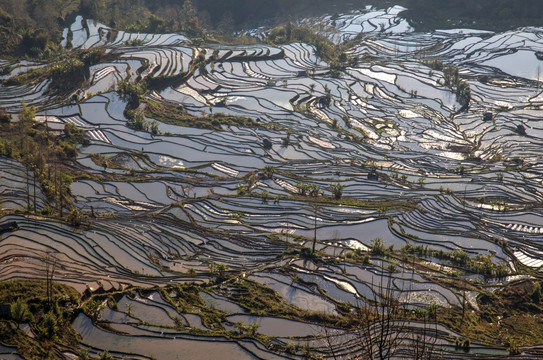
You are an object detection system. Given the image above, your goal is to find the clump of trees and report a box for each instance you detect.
[0,280,81,358]
[0,3,63,58]
[79,0,226,40]
[266,23,353,74]
[126,112,160,135]
[3,48,107,96]
[329,182,343,200]
[406,0,543,32]
[0,102,88,217]
[400,243,509,278]
[296,182,320,197]
[0,107,12,123]
[261,165,275,179]
[208,262,228,282]
[118,79,147,108]
[142,98,262,131]
[426,59,471,109]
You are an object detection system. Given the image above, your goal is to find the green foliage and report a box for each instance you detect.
[370,238,387,256]
[50,57,88,92]
[296,182,320,197]
[337,301,352,313]
[4,49,104,95]
[342,115,351,128]
[0,101,87,216]
[299,247,320,259]
[11,298,30,327]
[400,242,510,278]
[124,38,147,46]
[39,206,53,216]
[456,165,466,175]
[456,79,471,107]
[330,68,342,78]
[118,80,146,99]
[99,350,115,360]
[0,107,11,124]
[82,48,107,66]
[266,24,346,65]
[262,165,276,179]
[237,183,249,195]
[107,295,119,311]
[80,0,107,19]
[38,312,58,340]
[285,342,302,355]
[66,208,84,227]
[179,0,203,36]
[126,112,155,133]
[118,80,147,108]
[329,182,343,200]
[425,61,471,108]
[425,59,444,71]
[417,176,425,186]
[144,99,261,131]
[19,101,36,127]
[83,299,102,320]
[64,123,86,144]
[506,337,521,355]
[408,0,543,32]
[79,349,91,360]
[125,302,133,316]
[59,122,89,159]
[209,262,228,281]
[58,141,76,159]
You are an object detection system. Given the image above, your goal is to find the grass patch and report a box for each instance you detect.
[2,48,109,95]
[0,280,82,359]
[144,99,263,131]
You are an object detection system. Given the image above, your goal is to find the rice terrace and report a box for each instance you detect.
[2,0,543,358]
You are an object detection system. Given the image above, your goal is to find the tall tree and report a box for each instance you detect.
[180,0,202,35]
[11,298,30,329]
[79,0,106,20]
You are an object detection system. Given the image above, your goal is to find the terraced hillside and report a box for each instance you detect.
[2,6,543,360]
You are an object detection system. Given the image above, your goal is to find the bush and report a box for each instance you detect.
[370,238,387,256]
[99,350,114,360]
[124,39,147,46]
[64,122,87,145]
[329,182,343,200]
[11,298,30,326]
[67,208,83,227]
[50,57,86,92]
[59,141,77,159]
[21,29,49,53]
[39,312,58,340]
[0,108,11,123]
[40,207,54,216]
[118,80,146,107]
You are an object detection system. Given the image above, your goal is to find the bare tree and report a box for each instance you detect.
[26,168,30,213]
[44,252,58,308]
[318,272,442,360]
[407,304,441,360]
[312,203,318,254]
[353,275,406,360]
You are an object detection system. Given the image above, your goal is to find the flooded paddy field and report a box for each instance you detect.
[3,5,543,359]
